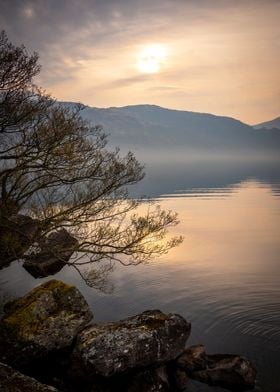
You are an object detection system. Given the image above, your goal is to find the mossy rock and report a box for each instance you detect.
[0,280,93,369]
[70,310,191,378]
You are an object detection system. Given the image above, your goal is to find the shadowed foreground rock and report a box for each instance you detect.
[70,309,191,378]
[177,347,256,391]
[0,362,60,392]
[87,366,170,392]
[193,354,257,390]
[125,366,170,392]
[23,229,78,277]
[177,345,207,372]
[0,280,93,369]
[171,368,189,391]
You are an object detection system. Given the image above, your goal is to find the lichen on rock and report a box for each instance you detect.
[0,280,257,392]
[23,229,78,278]
[70,309,191,378]
[0,279,93,369]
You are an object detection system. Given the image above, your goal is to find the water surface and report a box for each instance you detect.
[1,165,280,392]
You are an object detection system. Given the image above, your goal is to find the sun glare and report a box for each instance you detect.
[137,44,167,74]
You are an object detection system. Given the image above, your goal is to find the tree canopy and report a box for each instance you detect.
[0,31,182,286]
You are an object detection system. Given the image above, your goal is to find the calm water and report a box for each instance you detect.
[1,162,280,392]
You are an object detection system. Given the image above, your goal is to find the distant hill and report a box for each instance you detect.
[254,117,280,130]
[62,103,280,159]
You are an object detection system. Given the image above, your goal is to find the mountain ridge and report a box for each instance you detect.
[63,102,251,127]
[61,102,280,158]
[254,116,280,130]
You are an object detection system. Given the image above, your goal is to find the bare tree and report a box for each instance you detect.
[0,31,182,279]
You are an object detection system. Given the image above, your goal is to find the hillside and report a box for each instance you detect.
[63,103,280,158]
[254,117,280,130]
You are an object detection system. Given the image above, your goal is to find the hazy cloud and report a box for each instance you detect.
[1,0,279,123]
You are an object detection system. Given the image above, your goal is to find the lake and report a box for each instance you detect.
[1,160,280,391]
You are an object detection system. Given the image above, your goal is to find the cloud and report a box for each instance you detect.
[98,75,153,89]
[0,0,279,122]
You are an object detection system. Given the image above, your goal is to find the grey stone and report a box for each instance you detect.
[0,362,60,392]
[23,229,78,277]
[177,345,207,372]
[0,279,93,369]
[172,368,189,391]
[191,353,257,390]
[71,309,191,378]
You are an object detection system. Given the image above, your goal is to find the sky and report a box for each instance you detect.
[1,0,280,124]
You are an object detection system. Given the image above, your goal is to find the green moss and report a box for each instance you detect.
[6,280,73,311]
[141,314,169,330]
[4,305,41,336]
[1,280,74,337]
[31,279,74,296]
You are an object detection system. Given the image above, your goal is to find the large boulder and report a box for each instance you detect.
[0,362,60,392]
[70,310,191,378]
[23,229,78,277]
[0,280,93,369]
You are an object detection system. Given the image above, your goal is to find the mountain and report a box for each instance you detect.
[63,103,280,159]
[254,117,280,130]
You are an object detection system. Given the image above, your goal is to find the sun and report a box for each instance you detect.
[137,44,167,74]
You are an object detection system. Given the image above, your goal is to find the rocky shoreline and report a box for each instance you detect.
[0,280,257,391]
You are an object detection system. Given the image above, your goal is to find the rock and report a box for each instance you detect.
[191,353,257,390]
[176,345,207,372]
[0,214,40,268]
[126,366,170,392]
[23,229,78,277]
[86,366,170,392]
[0,280,93,369]
[70,310,191,378]
[171,368,189,391]
[0,361,60,391]
[176,347,256,390]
